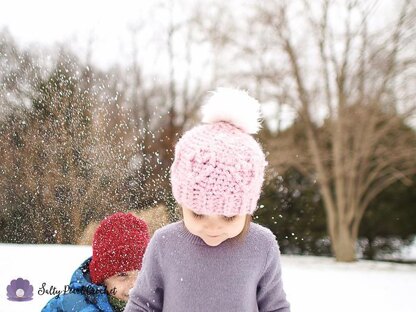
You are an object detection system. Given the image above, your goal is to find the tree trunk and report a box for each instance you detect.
[332,222,356,262]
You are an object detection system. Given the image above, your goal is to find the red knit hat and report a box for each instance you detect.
[89,212,150,284]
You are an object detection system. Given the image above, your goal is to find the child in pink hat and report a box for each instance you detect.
[126,88,290,312]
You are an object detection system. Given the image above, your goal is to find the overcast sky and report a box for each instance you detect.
[1,0,406,129]
[1,0,398,68]
[0,0,162,68]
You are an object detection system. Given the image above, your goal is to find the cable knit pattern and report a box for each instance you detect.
[171,121,266,216]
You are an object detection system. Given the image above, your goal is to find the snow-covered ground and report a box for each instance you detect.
[1,243,415,312]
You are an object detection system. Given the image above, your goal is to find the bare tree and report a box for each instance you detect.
[251,0,416,261]
[0,51,131,243]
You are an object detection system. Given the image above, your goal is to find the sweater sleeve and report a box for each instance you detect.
[257,237,291,312]
[125,233,164,312]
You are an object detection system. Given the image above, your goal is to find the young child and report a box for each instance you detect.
[42,212,150,312]
[125,88,290,312]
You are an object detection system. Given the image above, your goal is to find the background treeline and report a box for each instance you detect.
[0,0,415,262]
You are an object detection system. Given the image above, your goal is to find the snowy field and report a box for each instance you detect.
[1,243,415,312]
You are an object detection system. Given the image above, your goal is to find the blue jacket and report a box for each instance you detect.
[42,257,114,312]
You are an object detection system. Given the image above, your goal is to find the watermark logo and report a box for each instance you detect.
[6,278,34,302]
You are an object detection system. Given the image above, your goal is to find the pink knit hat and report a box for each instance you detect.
[170,87,267,216]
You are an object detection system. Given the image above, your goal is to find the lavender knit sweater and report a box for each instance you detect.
[125,221,290,312]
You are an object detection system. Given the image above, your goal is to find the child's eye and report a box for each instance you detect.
[192,212,204,219]
[117,272,128,277]
[223,216,236,222]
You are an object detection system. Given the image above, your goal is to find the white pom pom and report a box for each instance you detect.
[201,87,262,134]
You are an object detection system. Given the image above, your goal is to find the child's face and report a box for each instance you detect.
[182,207,247,246]
[103,270,139,302]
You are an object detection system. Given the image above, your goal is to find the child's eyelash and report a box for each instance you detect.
[192,212,204,219]
[223,216,236,222]
[192,212,236,222]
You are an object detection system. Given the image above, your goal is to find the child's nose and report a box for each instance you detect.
[128,273,139,288]
[205,218,223,231]
[128,277,136,289]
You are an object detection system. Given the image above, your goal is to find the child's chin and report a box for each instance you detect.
[203,237,225,247]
